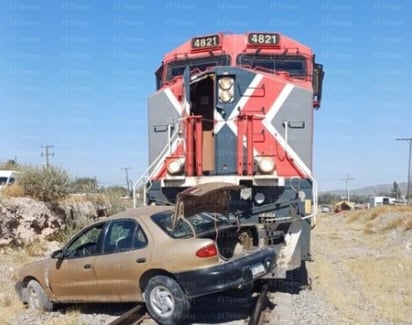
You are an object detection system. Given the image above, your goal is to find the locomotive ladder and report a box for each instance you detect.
[133,124,180,207]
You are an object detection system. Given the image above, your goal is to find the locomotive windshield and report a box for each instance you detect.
[166,55,230,81]
[237,54,307,77]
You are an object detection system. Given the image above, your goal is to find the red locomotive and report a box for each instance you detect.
[135,32,324,278]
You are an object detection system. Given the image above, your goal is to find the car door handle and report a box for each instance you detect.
[136,257,146,263]
[84,264,92,269]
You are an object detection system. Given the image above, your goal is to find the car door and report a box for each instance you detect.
[94,219,152,302]
[47,222,105,302]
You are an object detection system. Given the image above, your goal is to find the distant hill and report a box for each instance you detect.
[321,183,407,197]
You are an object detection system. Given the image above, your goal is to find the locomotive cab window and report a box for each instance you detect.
[166,55,230,81]
[237,54,307,78]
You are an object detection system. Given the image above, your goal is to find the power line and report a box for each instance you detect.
[41,145,54,167]
[340,174,354,202]
[395,137,412,204]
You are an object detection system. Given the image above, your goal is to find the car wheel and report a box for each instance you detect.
[27,280,53,311]
[144,275,189,325]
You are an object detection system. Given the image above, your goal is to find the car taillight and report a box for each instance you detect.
[196,243,217,258]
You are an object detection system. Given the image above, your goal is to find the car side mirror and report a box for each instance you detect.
[51,249,64,259]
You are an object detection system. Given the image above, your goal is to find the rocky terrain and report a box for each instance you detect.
[0,196,108,247]
[1,202,411,324]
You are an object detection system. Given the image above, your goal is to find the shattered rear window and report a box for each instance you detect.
[151,212,192,238]
[151,211,233,238]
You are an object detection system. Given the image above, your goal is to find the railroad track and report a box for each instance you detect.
[249,282,270,325]
[108,304,149,325]
[109,283,271,325]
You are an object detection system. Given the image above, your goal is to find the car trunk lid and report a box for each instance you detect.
[172,182,243,228]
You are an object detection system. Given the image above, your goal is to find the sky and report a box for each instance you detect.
[0,0,411,191]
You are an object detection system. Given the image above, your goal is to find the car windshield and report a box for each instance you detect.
[151,211,233,238]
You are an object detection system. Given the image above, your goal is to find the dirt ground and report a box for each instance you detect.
[1,206,411,324]
[306,206,412,324]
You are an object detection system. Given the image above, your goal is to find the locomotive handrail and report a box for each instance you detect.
[133,125,180,207]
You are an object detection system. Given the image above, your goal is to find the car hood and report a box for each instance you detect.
[172,182,243,227]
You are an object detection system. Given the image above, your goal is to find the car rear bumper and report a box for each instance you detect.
[173,248,276,298]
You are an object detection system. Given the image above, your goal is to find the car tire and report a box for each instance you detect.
[144,275,189,325]
[26,280,53,312]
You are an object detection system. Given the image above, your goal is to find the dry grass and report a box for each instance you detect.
[344,209,366,223]
[363,223,376,235]
[0,248,37,324]
[24,239,48,257]
[339,205,412,233]
[380,217,407,232]
[2,184,25,198]
[405,218,412,231]
[0,247,86,325]
[311,206,412,324]
[348,256,412,323]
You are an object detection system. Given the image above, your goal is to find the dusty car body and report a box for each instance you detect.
[15,183,276,324]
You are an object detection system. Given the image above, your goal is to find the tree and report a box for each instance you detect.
[390,181,402,199]
[70,177,98,193]
[318,193,341,205]
[18,165,69,203]
[0,159,18,170]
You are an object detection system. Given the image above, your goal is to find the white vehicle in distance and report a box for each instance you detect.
[0,170,18,190]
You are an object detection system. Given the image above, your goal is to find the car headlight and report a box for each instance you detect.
[218,77,234,103]
[257,157,275,174]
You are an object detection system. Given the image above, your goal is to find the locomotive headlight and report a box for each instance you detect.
[167,159,184,175]
[254,192,265,205]
[218,77,234,103]
[219,77,233,90]
[257,157,275,174]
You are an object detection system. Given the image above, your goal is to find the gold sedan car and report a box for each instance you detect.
[15,183,276,325]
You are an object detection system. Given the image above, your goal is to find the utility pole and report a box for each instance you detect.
[396,137,412,204]
[41,145,54,167]
[340,174,354,202]
[121,167,132,196]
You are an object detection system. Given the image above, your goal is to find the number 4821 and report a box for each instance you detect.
[249,33,279,45]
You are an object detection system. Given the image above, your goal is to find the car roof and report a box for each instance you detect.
[105,205,174,222]
[0,170,17,177]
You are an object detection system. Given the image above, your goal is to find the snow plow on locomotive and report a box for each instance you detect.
[134,32,324,279]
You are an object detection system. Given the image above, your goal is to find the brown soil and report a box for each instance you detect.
[307,206,412,324]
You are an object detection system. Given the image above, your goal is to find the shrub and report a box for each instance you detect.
[103,187,132,214]
[0,159,18,170]
[2,184,25,198]
[24,239,47,257]
[49,211,93,243]
[18,165,70,204]
[69,177,98,194]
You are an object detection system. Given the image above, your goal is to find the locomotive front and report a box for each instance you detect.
[140,32,324,277]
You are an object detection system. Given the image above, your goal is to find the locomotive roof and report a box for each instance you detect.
[162,32,313,63]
